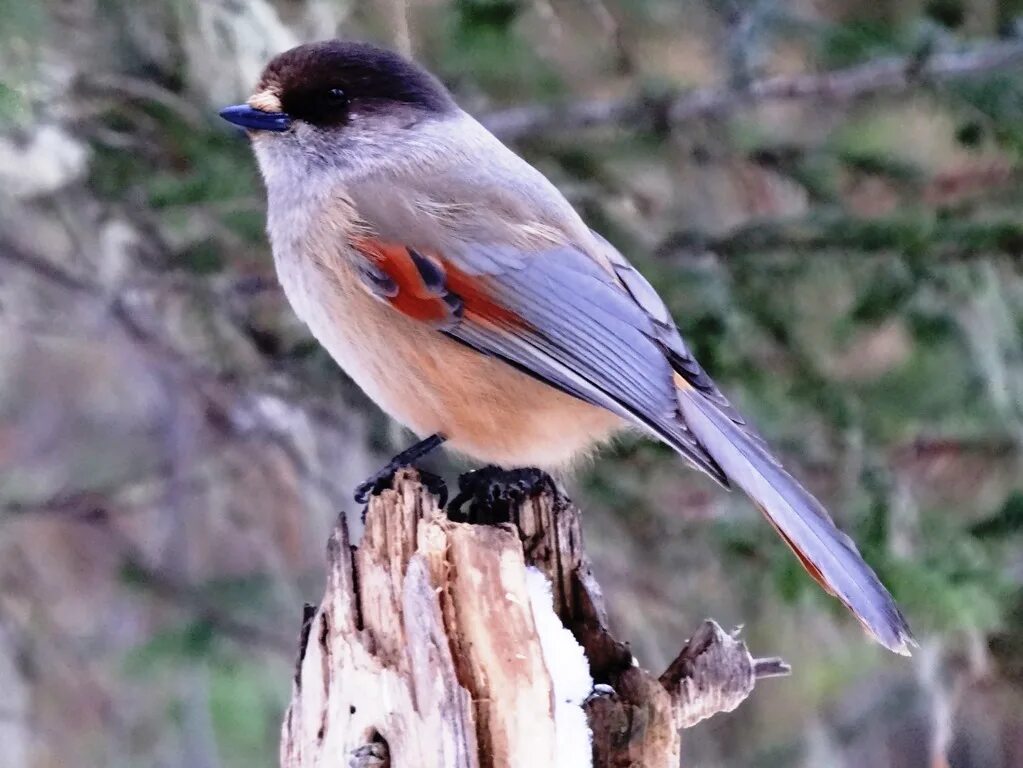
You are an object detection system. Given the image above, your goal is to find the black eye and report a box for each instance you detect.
[280,85,349,126]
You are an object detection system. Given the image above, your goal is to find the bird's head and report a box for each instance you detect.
[220,40,458,189]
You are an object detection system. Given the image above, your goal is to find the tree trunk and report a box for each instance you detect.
[280,469,788,768]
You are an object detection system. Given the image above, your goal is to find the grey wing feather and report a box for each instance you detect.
[445,240,728,484]
[589,230,751,425]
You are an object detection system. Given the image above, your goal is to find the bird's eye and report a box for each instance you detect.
[281,86,349,126]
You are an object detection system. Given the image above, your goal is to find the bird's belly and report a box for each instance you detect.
[277,251,624,468]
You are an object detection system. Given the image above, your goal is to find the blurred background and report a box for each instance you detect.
[2,0,1023,766]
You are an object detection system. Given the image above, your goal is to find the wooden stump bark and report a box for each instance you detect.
[280,469,789,768]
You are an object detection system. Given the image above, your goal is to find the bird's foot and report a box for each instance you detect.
[447,466,556,524]
[354,465,448,507]
[354,462,398,505]
[354,434,447,506]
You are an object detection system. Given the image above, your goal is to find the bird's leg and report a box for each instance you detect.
[447,466,556,524]
[354,433,447,504]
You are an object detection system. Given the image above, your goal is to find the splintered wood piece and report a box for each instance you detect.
[354,470,440,665]
[438,522,558,767]
[281,471,478,768]
[662,620,792,729]
[499,476,584,618]
[402,555,479,767]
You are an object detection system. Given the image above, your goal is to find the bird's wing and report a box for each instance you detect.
[350,233,728,484]
[346,187,914,655]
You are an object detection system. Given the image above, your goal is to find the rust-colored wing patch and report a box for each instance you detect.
[353,237,461,326]
[352,236,527,330]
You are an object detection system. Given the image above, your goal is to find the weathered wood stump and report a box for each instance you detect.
[280,469,788,768]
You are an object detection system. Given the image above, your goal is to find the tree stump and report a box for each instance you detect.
[280,469,789,768]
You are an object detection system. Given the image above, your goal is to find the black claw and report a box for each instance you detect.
[447,466,556,524]
[354,469,395,505]
[354,433,447,505]
[354,467,448,508]
[419,470,449,507]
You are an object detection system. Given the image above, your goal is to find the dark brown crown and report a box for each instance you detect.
[258,41,455,125]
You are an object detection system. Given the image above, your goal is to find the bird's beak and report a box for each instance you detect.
[219,104,291,132]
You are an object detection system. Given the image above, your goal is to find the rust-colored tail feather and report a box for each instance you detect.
[675,380,915,656]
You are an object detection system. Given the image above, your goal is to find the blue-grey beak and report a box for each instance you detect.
[219,104,291,132]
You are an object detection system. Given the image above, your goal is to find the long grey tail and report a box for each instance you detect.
[675,379,916,656]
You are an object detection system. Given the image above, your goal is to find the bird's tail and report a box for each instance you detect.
[674,376,915,655]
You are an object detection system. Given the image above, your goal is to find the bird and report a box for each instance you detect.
[220,39,915,656]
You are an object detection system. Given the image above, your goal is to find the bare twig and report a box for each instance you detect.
[79,73,207,128]
[658,212,1023,262]
[482,39,1023,141]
